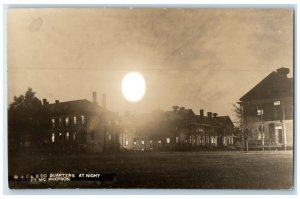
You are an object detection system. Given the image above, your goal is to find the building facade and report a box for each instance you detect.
[43,92,121,153]
[120,107,234,151]
[239,67,293,149]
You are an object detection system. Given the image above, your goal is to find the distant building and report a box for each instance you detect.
[120,107,234,151]
[43,92,121,153]
[239,67,293,149]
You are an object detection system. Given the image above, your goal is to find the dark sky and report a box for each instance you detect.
[7,8,293,121]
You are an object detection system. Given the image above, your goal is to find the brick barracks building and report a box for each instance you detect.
[43,92,121,153]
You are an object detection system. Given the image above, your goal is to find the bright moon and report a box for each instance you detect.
[122,72,146,102]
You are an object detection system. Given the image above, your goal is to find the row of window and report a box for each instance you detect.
[51,115,85,128]
[126,136,222,146]
[51,132,77,143]
[125,137,178,146]
[243,100,293,120]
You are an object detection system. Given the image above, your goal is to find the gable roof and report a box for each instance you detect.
[212,116,234,128]
[240,69,293,102]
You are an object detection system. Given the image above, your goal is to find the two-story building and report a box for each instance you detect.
[120,107,234,151]
[239,67,293,149]
[43,92,121,153]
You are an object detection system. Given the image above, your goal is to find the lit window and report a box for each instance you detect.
[257,109,263,116]
[125,140,128,146]
[66,132,69,141]
[149,140,152,144]
[274,101,281,106]
[141,148,144,151]
[81,115,85,124]
[108,134,111,141]
[51,118,55,128]
[167,138,170,143]
[59,133,62,136]
[141,140,145,145]
[275,126,282,130]
[133,141,136,145]
[73,116,77,125]
[176,137,179,143]
[73,132,76,141]
[158,140,161,144]
[51,133,55,143]
[65,117,69,126]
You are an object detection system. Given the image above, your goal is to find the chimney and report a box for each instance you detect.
[55,100,59,104]
[102,93,106,109]
[42,99,48,106]
[276,67,289,77]
[213,113,218,117]
[207,112,212,118]
[180,107,185,111]
[200,109,204,117]
[92,92,97,104]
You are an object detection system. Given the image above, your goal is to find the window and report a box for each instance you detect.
[176,137,179,143]
[66,132,69,141]
[73,132,76,141]
[91,132,94,140]
[166,138,170,144]
[65,117,69,126]
[275,126,282,130]
[81,115,85,124]
[133,141,136,145]
[51,118,55,128]
[51,133,55,143]
[158,140,161,144]
[141,140,145,145]
[149,140,152,144]
[274,101,281,106]
[108,134,112,141]
[59,118,62,127]
[73,116,77,125]
[125,140,128,146]
[141,148,144,151]
[257,109,263,116]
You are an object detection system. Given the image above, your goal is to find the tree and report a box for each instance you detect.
[233,103,260,152]
[8,88,49,154]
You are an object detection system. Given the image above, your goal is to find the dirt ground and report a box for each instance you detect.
[8,151,293,189]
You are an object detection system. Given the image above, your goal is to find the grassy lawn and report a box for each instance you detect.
[8,151,293,189]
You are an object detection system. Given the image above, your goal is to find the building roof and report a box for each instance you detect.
[211,116,234,128]
[164,109,195,120]
[48,99,104,115]
[240,68,293,102]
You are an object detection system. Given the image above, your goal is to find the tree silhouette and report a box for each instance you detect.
[233,103,260,151]
[8,88,49,154]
